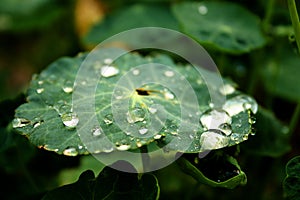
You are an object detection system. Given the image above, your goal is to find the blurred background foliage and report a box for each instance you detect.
[0,0,300,199]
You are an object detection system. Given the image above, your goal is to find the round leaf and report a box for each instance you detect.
[13,50,257,155]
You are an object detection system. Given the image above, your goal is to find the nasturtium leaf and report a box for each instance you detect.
[262,47,300,102]
[172,1,266,54]
[283,156,300,200]
[241,106,291,157]
[177,151,247,189]
[0,0,68,32]
[13,49,257,155]
[42,161,160,200]
[84,4,178,46]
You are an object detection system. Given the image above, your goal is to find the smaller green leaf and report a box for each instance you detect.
[172,1,266,54]
[241,106,291,157]
[177,150,247,189]
[283,156,300,200]
[0,0,69,32]
[43,161,160,200]
[84,3,178,46]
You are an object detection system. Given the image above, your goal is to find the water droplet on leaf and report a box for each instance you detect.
[163,89,175,100]
[218,123,232,136]
[198,5,208,15]
[104,58,113,65]
[62,80,74,93]
[223,95,258,116]
[149,106,157,114]
[139,128,148,135]
[12,118,31,128]
[200,130,229,151]
[61,113,79,128]
[63,147,78,156]
[199,109,231,130]
[36,88,44,94]
[116,144,131,151]
[219,84,235,95]
[33,121,43,128]
[103,114,113,125]
[101,66,119,77]
[127,107,146,123]
[164,70,175,77]
[132,69,140,75]
[154,134,162,139]
[92,126,103,136]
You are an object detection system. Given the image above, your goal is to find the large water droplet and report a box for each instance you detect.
[223,95,258,116]
[199,109,231,130]
[116,144,131,151]
[101,66,119,77]
[63,147,78,156]
[200,130,229,151]
[103,114,113,125]
[127,107,146,123]
[219,84,235,95]
[12,118,31,128]
[198,5,208,15]
[61,113,79,128]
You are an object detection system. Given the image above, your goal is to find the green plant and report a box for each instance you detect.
[1,0,300,199]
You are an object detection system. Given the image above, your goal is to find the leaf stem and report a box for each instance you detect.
[263,0,275,33]
[289,102,300,135]
[287,0,300,54]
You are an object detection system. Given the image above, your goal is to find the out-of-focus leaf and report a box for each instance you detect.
[172,1,266,54]
[177,150,247,189]
[262,47,300,102]
[241,106,291,157]
[43,161,160,200]
[84,4,178,46]
[0,0,71,32]
[283,156,300,200]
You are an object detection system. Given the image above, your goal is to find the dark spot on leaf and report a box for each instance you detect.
[236,38,247,46]
[136,88,150,96]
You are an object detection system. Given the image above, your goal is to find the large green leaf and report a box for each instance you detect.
[241,106,291,157]
[283,156,300,200]
[177,150,247,189]
[84,3,178,46]
[13,49,257,155]
[172,1,266,54]
[42,161,160,200]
